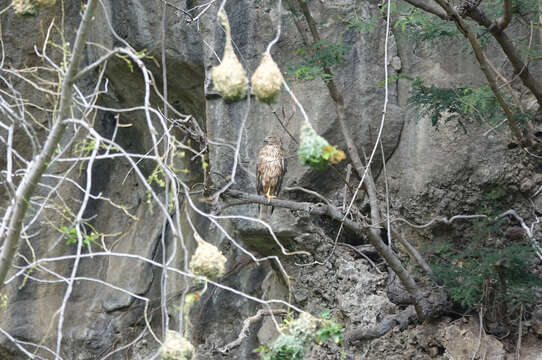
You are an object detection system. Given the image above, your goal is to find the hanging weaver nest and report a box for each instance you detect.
[12,0,55,16]
[189,233,227,281]
[35,0,55,6]
[160,330,195,360]
[251,53,283,103]
[12,0,37,16]
[298,121,346,170]
[211,10,248,102]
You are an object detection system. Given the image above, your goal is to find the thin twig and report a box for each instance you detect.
[338,243,383,274]
[217,309,287,354]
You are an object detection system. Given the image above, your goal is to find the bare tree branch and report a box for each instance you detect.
[496,0,513,31]
[467,9,542,109]
[290,0,429,320]
[294,0,381,224]
[0,0,99,287]
[431,0,526,145]
[217,309,287,354]
[401,0,448,19]
[456,0,483,17]
[345,288,449,345]
[403,0,542,113]
[226,189,427,320]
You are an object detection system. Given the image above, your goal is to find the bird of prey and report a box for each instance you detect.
[256,135,286,218]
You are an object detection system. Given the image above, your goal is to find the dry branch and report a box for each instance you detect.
[225,190,427,320]
[345,288,449,345]
[216,309,287,354]
[404,0,542,122]
[0,0,99,287]
[401,0,448,19]
[430,0,526,145]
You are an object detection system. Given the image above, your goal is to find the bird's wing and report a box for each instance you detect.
[256,148,264,195]
[274,147,286,196]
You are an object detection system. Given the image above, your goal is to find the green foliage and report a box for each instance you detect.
[12,0,38,16]
[392,2,493,50]
[255,335,305,360]
[408,78,475,128]
[315,310,344,346]
[298,122,346,170]
[254,312,345,360]
[511,0,538,17]
[340,13,379,35]
[376,74,413,88]
[394,7,460,41]
[431,241,541,310]
[408,78,534,129]
[479,186,508,214]
[0,293,7,310]
[61,226,99,246]
[289,41,350,81]
[428,187,542,318]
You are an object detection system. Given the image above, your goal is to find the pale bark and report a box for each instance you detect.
[0,0,99,287]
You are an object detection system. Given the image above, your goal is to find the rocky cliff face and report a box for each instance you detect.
[0,0,541,359]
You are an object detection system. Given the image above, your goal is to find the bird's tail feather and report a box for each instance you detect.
[259,205,271,220]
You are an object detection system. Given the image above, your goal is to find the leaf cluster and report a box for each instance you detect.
[427,187,541,317]
[288,41,350,81]
[395,7,460,41]
[431,240,541,311]
[340,13,379,35]
[61,225,99,246]
[315,310,344,346]
[408,78,534,130]
[254,311,344,360]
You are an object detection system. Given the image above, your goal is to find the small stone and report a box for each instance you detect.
[532,309,542,335]
[520,177,535,193]
[427,346,440,357]
[390,56,402,71]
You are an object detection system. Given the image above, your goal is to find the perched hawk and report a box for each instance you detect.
[256,135,286,218]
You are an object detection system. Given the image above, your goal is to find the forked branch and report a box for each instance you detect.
[0,0,99,287]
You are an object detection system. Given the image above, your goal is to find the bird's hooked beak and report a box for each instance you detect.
[263,136,270,144]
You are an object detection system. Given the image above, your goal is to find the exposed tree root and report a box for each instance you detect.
[215,309,287,354]
[345,289,449,345]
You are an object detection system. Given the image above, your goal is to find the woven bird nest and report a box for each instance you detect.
[12,0,55,16]
[36,0,55,6]
[189,233,227,281]
[211,11,248,101]
[251,53,283,103]
[298,121,346,170]
[160,330,194,360]
[12,0,37,15]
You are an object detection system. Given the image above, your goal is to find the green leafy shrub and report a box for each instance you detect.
[61,226,99,246]
[288,41,350,81]
[254,311,344,360]
[427,187,542,322]
[394,7,460,41]
[341,13,379,35]
[431,241,541,311]
[408,78,534,130]
[315,310,344,346]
